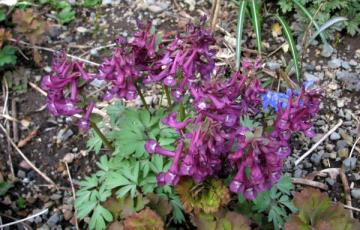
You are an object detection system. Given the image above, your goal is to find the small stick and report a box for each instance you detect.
[28,82,47,96]
[17,129,38,148]
[0,209,48,228]
[211,0,221,30]
[339,169,353,218]
[64,162,79,230]
[344,205,360,213]
[11,98,18,143]
[0,114,19,122]
[295,120,343,166]
[291,178,328,190]
[349,136,360,159]
[266,42,287,57]
[0,123,56,186]
[9,38,101,67]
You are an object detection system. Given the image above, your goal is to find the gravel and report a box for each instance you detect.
[330,132,341,141]
[328,58,342,69]
[351,189,360,199]
[47,213,61,227]
[343,157,357,171]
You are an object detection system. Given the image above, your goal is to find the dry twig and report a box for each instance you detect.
[64,162,79,230]
[0,209,48,228]
[17,129,38,148]
[211,0,221,30]
[295,120,343,165]
[11,98,18,143]
[0,123,56,186]
[339,169,353,218]
[291,178,328,190]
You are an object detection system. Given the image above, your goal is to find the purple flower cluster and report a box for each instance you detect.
[145,64,321,199]
[41,51,94,130]
[41,18,322,200]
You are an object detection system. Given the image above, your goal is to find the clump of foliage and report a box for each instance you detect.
[175,177,231,214]
[123,207,164,230]
[12,8,48,44]
[192,211,251,230]
[237,175,297,230]
[284,188,360,230]
[42,16,322,229]
[278,0,360,36]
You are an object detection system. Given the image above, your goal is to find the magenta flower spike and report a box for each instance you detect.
[78,102,95,131]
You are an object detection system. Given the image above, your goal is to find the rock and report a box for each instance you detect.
[310,153,321,166]
[330,132,341,140]
[47,213,61,227]
[294,169,303,178]
[102,0,113,5]
[355,49,360,59]
[325,178,335,186]
[351,189,360,199]
[349,59,357,66]
[304,72,319,82]
[57,129,74,143]
[353,173,360,181]
[90,49,98,56]
[184,0,195,11]
[50,194,62,201]
[37,225,50,230]
[19,160,32,170]
[76,27,88,33]
[267,62,281,71]
[63,210,73,221]
[336,140,348,151]
[337,99,345,108]
[90,79,106,88]
[338,148,349,158]
[328,58,342,69]
[35,216,43,224]
[63,153,76,164]
[325,143,335,152]
[17,170,26,178]
[329,152,337,159]
[321,43,333,57]
[148,2,169,13]
[48,25,62,39]
[341,61,350,69]
[343,157,357,171]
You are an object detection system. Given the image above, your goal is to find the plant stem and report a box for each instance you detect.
[90,121,114,151]
[163,85,172,108]
[179,102,185,121]
[134,81,150,113]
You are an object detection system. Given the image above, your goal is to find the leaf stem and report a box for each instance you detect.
[134,81,150,113]
[179,102,185,121]
[163,85,172,108]
[90,121,114,151]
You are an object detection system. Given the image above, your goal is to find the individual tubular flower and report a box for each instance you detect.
[41,51,94,125]
[78,102,95,131]
[161,112,193,132]
[157,143,183,186]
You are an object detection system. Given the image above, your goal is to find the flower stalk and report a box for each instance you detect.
[90,121,114,151]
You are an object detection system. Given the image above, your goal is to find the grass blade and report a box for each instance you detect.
[235,0,247,71]
[291,0,327,44]
[249,0,262,56]
[308,17,348,45]
[274,15,301,83]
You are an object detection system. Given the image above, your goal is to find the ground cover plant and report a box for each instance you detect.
[38,15,329,229]
[1,0,360,230]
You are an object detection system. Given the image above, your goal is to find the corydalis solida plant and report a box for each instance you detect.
[41,18,321,200]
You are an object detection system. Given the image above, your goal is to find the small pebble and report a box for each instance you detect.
[330,132,341,140]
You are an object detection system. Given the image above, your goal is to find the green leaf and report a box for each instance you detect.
[0,46,17,67]
[276,175,293,195]
[77,201,97,219]
[56,7,75,24]
[291,0,327,44]
[107,101,124,125]
[87,129,103,154]
[116,184,136,198]
[249,0,262,55]
[89,205,113,230]
[0,182,13,196]
[252,191,271,212]
[235,0,247,70]
[79,176,98,190]
[83,0,99,7]
[0,9,7,22]
[308,17,348,45]
[274,14,301,83]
